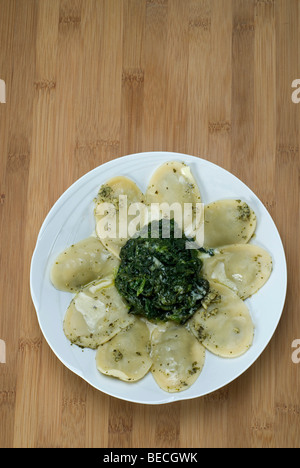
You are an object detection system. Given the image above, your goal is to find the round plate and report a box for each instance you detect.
[30,152,287,405]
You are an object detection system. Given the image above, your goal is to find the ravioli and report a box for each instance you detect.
[94,176,146,258]
[189,281,254,358]
[201,244,272,300]
[50,160,274,395]
[204,199,256,248]
[145,161,202,239]
[150,322,206,392]
[50,236,120,292]
[63,279,134,349]
[96,319,152,382]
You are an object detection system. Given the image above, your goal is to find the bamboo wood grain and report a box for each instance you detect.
[0,0,299,448]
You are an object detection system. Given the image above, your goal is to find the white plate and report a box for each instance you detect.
[30,152,287,405]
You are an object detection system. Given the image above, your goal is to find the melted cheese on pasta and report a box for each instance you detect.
[63,279,134,349]
[189,281,254,358]
[50,236,120,292]
[201,244,272,299]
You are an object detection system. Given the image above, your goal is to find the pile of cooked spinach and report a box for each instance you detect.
[115,219,210,325]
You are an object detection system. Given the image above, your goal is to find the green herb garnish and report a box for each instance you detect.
[115,219,209,325]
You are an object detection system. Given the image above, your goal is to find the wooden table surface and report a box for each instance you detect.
[1,0,299,449]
